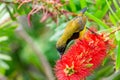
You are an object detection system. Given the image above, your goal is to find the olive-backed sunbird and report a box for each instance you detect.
[56,7,87,56]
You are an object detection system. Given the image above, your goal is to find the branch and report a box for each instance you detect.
[0,0,16,4]
[106,27,120,37]
[16,16,55,80]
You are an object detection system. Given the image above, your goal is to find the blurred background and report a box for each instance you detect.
[0,0,120,80]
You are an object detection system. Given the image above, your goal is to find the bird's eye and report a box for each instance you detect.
[77,17,85,31]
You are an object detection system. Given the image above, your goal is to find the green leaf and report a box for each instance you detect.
[0,5,6,19]
[113,0,120,10]
[109,13,117,25]
[0,60,9,69]
[106,0,119,21]
[0,54,12,61]
[0,67,6,75]
[5,5,16,20]
[102,58,108,66]
[85,12,109,29]
[94,10,103,18]
[116,41,120,70]
[80,0,87,8]
[98,5,109,19]
[69,0,77,12]
[95,0,102,9]
[0,36,8,42]
[115,31,120,70]
[50,23,67,41]
[115,31,120,41]
[95,65,114,79]
[116,9,120,18]
[86,0,94,4]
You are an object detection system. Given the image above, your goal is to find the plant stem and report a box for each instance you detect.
[16,16,55,80]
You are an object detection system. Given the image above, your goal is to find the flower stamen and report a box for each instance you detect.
[64,65,75,76]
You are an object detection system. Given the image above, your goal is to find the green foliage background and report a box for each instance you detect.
[0,0,120,80]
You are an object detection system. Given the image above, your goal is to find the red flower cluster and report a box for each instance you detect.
[55,31,112,80]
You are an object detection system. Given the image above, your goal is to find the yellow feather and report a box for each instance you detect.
[79,26,86,39]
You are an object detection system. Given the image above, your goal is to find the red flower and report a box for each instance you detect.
[55,31,112,80]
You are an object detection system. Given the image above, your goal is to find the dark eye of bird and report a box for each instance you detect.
[77,17,85,31]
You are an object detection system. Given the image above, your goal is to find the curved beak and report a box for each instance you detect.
[81,7,87,14]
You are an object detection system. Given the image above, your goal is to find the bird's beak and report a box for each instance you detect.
[81,7,87,14]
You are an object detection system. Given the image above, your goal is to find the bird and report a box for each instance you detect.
[56,7,87,56]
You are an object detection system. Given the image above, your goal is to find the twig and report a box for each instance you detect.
[0,0,16,4]
[106,27,120,37]
[16,16,55,80]
[17,0,32,9]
